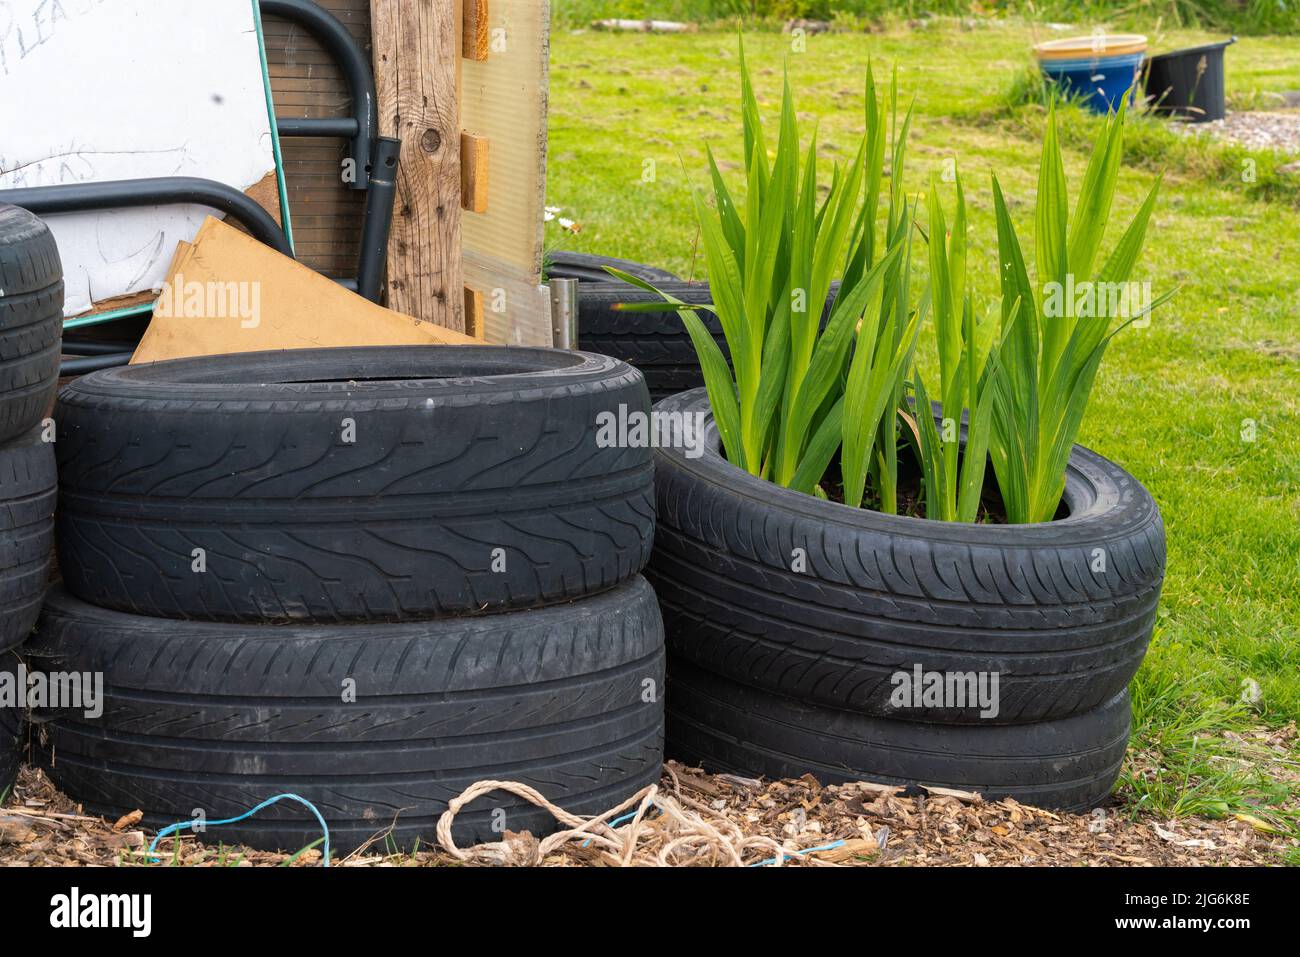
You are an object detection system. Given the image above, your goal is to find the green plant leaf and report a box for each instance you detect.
[1067,97,1128,282]
[789,398,845,495]
[1036,107,1071,378]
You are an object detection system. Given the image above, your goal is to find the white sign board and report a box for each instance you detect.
[0,0,279,317]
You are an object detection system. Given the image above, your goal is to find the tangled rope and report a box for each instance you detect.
[435,767,821,867]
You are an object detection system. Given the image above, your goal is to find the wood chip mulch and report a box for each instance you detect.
[2,755,1294,867]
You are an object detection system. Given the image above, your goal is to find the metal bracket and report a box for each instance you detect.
[549,278,579,350]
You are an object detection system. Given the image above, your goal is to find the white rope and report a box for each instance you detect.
[435,771,805,867]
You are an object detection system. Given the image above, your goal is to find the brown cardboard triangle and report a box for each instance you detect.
[132,217,476,364]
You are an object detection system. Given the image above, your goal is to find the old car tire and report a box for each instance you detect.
[29,577,666,853]
[54,346,655,622]
[0,427,57,654]
[668,660,1130,811]
[0,205,63,445]
[0,651,22,800]
[546,250,680,285]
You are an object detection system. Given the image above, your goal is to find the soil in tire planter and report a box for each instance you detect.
[649,389,1165,726]
[54,346,656,623]
[667,660,1131,812]
[0,206,63,446]
[27,577,667,853]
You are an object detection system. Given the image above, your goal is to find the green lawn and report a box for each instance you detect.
[547,19,1300,835]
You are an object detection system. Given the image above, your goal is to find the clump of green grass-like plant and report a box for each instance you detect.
[984,99,1173,522]
[613,46,1172,525]
[610,44,920,509]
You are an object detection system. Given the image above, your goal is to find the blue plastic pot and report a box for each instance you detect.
[1039,51,1144,114]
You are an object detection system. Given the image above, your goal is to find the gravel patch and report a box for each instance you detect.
[1171,109,1300,160]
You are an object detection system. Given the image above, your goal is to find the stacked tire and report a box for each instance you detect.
[550,252,720,401]
[0,206,62,800]
[31,346,665,852]
[579,281,728,402]
[648,389,1165,811]
[554,252,839,401]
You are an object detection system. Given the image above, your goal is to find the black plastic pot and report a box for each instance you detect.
[1145,38,1235,122]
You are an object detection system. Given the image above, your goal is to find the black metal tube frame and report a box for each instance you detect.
[260,0,376,192]
[0,178,293,256]
[59,353,133,375]
[260,0,396,302]
[61,339,140,356]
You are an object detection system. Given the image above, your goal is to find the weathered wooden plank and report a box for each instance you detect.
[370,0,463,330]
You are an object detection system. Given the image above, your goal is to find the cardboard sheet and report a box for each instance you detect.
[132,217,475,364]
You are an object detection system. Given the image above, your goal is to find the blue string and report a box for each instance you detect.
[749,839,846,867]
[147,793,331,867]
[582,805,659,848]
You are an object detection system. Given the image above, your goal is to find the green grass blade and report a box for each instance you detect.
[752,289,792,474]
[738,36,769,195]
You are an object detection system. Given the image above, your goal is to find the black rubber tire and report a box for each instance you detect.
[0,427,57,654]
[28,577,666,853]
[0,651,22,801]
[579,282,841,401]
[546,250,681,285]
[579,282,722,401]
[668,661,1130,811]
[649,389,1165,725]
[54,346,655,623]
[0,206,63,446]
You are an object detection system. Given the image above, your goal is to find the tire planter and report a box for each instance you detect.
[579,282,841,401]
[649,389,1165,807]
[546,250,681,286]
[670,662,1130,812]
[54,346,655,623]
[0,205,63,446]
[0,427,57,654]
[29,577,666,853]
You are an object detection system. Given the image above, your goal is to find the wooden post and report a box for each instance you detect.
[371,0,463,331]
